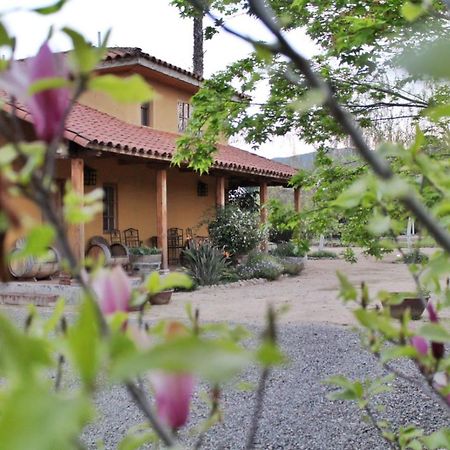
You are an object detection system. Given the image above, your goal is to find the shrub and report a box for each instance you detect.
[237,252,284,281]
[272,239,310,257]
[128,246,161,256]
[207,205,263,257]
[181,241,230,286]
[267,199,301,243]
[342,247,357,263]
[402,250,429,264]
[281,261,304,276]
[308,250,338,259]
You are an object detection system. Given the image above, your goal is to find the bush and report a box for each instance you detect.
[281,261,304,276]
[207,205,263,257]
[308,250,338,259]
[272,239,309,257]
[181,241,230,286]
[237,252,284,281]
[402,250,429,264]
[342,247,357,263]
[128,246,161,256]
[267,199,301,243]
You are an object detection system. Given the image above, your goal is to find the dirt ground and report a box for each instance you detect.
[143,248,438,326]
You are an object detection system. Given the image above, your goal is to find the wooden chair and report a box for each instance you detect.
[109,229,122,244]
[167,228,184,265]
[123,228,142,248]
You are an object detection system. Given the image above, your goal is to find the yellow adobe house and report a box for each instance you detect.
[5,47,298,270]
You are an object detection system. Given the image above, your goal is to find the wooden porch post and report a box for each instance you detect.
[68,158,84,262]
[216,176,225,208]
[156,169,168,270]
[260,181,268,251]
[294,188,301,213]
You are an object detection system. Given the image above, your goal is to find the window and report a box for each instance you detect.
[141,102,151,126]
[103,184,117,232]
[177,101,192,132]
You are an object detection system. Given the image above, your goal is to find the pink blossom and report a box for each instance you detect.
[427,302,439,323]
[150,371,195,430]
[0,42,69,143]
[411,336,429,356]
[92,265,132,315]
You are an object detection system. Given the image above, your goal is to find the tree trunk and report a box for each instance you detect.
[193,14,204,77]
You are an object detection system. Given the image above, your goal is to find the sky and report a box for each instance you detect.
[0,0,318,157]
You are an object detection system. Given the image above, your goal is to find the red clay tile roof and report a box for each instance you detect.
[102,47,204,83]
[4,99,297,181]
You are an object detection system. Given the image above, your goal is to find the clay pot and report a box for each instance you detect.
[148,290,173,305]
[388,295,429,320]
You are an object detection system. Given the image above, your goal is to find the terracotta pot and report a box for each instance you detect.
[388,295,429,320]
[148,290,173,305]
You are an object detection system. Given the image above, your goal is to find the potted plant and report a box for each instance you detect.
[128,246,162,277]
[381,291,430,320]
[128,246,161,264]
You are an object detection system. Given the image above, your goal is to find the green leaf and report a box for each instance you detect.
[256,341,285,367]
[401,2,426,21]
[336,271,357,302]
[368,213,391,235]
[354,309,400,339]
[0,145,17,166]
[63,27,104,74]
[28,77,69,95]
[400,36,450,80]
[422,428,450,449]
[89,74,154,103]
[418,323,450,343]
[111,336,252,383]
[380,345,416,363]
[67,297,102,389]
[159,272,193,292]
[34,0,68,14]
[289,89,327,114]
[426,104,450,122]
[0,383,92,450]
[13,224,55,259]
[0,315,53,379]
[118,427,157,450]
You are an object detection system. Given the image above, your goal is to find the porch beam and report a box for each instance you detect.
[156,169,168,270]
[260,181,268,251]
[68,158,84,262]
[294,188,301,213]
[216,176,226,208]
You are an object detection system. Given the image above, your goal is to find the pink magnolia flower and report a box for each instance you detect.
[92,265,132,315]
[433,372,450,405]
[411,336,429,356]
[0,41,69,143]
[427,302,445,360]
[150,371,195,430]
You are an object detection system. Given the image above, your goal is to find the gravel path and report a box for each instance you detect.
[77,322,446,450]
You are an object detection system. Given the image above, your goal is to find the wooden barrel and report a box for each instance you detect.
[86,243,112,266]
[110,243,130,266]
[8,246,61,280]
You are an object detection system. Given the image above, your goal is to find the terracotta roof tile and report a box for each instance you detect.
[2,97,296,181]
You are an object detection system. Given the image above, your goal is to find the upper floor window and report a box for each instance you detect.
[177,101,192,132]
[141,102,151,127]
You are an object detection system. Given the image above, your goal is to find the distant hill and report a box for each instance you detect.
[273,148,357,170]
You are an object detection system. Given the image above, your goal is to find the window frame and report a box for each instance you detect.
[177,101,192,132]
[102,183,118,233]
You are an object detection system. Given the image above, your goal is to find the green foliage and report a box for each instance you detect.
[342,247,357,263]
[402,250,429,264]
[237,251,284,281]
[281,261,304,276]
[272,239,309,257]
[182,241,230,286]
[207,205,263,256]
[89,74,154,103]
[128,246,161,256]
[266,199,301,243]
[308,250,338,259]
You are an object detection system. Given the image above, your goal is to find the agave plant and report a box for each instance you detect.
[181,241,230,286]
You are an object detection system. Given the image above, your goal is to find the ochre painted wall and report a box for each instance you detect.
[80,72,193,134]
[84,160,216,246]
